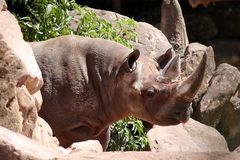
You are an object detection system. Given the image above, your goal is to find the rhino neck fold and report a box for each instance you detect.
[85,48,132,127]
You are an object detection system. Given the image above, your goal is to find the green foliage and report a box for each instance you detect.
[15,0,148,151]
[17,0,75,41]
[73,8,137,48]
[108,116,149,151]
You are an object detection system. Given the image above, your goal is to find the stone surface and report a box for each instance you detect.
[147,118,228,152]
[0,126,59,160]
[0,10,43,94]
[0,5,43,137]
[193,63,240,126]
[161,0,189,56]
[215,88,240,151]
[234,146,240,153]
[181,43,216,105]
[193,63,240,151]
[32,117,60,150]
[70,8,172,59]
[133,22,171,58]
[61,152,238,160]
[0,125,236,160]
[68,140,103,154]
[0,0,7,11]
[203,40,240,69]
[33,117,103,154]
[17,86,39,137]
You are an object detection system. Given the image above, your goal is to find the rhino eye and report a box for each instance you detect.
[147,87,156,98]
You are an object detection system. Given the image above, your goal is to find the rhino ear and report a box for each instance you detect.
[162,54,180,80]
[126,49,140,72]
[157,48,174,69]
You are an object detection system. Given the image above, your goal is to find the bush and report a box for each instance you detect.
[17,0,75,41]
[108,116,149,151]
[14,0,149,151]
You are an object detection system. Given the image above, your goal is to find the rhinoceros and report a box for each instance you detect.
[30,35,206,150]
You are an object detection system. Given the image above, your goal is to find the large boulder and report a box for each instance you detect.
[70,8,172,59]
[63,152,239,160]
[181,43,216,105]
[147,118,228,152]
[193,63,240,126]
[193,63,240,151]
[234,145,240,153]
[68,140,103,154]
[0,126,59,160]
[0,1,43,138]
[0,0,7,11]
[0,126,236,160]
[203,40,240,69]
[132,22,171,58]
[32,117,60,150]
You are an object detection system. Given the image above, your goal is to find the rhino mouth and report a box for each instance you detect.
[173,106,193,123]
[159,107,192,126]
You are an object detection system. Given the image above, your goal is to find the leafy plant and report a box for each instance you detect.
[73,8,137,48]
[17,0,75,41]
[108,116,149,151]
[14,0,148,151]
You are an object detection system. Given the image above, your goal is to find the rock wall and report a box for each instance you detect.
[147,118,228,152]
[0,0,240,159]
[0,1,43,137]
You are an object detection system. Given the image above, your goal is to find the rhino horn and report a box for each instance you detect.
[162,54,180,80]
[176,53,207,102]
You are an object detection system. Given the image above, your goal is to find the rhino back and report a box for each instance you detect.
[30,35,131,134]
[30,36,97,131]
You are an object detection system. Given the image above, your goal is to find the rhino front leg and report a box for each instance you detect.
[95,126,110,151]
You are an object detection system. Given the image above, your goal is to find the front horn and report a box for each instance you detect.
[176,53,207,102]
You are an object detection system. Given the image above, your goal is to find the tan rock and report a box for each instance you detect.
[133,22,171,58]
[234,145,240,153]
[17,86,39,137]
[0,126,59,160]
[181,43,216,103]
[61,151,238,160]
[0,8,43,137]
[0,10,43,94]
[0,125,237,160]
[0,0,7,11]
[147,118,229,152]
[193,64,240,150]
[204,40,240,69]
[32,117,60,150]
[68,140,103,155]
[70,8,172,59]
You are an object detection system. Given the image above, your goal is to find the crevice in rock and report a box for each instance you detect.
[6,96,15,108]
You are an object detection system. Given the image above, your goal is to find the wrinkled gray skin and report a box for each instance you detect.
[30,35,206,150]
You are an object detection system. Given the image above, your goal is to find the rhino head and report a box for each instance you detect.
[117,48,206,126]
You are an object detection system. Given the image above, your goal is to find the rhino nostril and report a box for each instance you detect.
[173,111,182,116]
[147,87,156,98]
